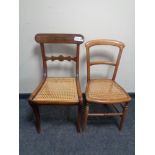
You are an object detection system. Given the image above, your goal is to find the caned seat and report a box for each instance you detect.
[33,77,79,104]
[83,39,132,131]
[86,79,131,104]
[29,34,84,133]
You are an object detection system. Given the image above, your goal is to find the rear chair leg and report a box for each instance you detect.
[120,103,128,130]
[29,103,41,133]
[77,105,82,132]
[82,103,89,131]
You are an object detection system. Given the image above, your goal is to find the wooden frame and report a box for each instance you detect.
[83,39,131,131]
[28,33,84,133]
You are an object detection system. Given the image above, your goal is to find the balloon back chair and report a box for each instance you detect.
[28,34,84,133]
[83,39,131,130]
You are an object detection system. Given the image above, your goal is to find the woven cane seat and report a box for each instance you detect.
[86,79,131,104]
[33,77,79,104]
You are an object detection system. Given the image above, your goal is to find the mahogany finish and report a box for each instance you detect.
[35,33,84,44]
[29,33,84,133]
[45,55,77,61]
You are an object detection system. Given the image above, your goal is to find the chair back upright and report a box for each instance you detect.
[85,39,125,81]
[35,33,84,78]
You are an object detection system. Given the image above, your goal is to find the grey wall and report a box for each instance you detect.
[20,0,135,93]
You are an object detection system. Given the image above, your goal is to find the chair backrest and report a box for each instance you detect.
[85,39,125,81]
[35,33,84,78]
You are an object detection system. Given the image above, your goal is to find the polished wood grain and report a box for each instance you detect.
[29,33,84,133]
[85,39,125,82]
[35,33,84,44]
[45,55,77,61]
[28,77,46,101]
[84,39,131,131]
[85,39,125,48]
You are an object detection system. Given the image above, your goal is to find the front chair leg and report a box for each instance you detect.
[120,103,129,130]
[82,103,89,131]
[29,103,41,133]
[77,104,82,132]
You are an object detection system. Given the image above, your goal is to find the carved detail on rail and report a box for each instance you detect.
[45,55,77,61]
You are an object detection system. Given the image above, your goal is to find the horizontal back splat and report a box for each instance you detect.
[45,55,77,61]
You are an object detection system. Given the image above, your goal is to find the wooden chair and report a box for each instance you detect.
[83,39,131,130]
[28,34,84,133]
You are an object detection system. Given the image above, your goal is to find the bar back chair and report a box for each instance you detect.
[28,34,84,133]
[83,39,131,130]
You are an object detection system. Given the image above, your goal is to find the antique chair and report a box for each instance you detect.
[28,34,84,133]
[83,39,131,130]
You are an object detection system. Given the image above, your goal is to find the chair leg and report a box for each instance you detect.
[120,103,128,130]
[82,103,89,131]
[77,105,82,133]
[29,103,41,133]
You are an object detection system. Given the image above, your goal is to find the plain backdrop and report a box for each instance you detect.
[2,0,155,155]
[19,0,135,93]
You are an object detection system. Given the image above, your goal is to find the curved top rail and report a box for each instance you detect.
[85,39,125,49]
